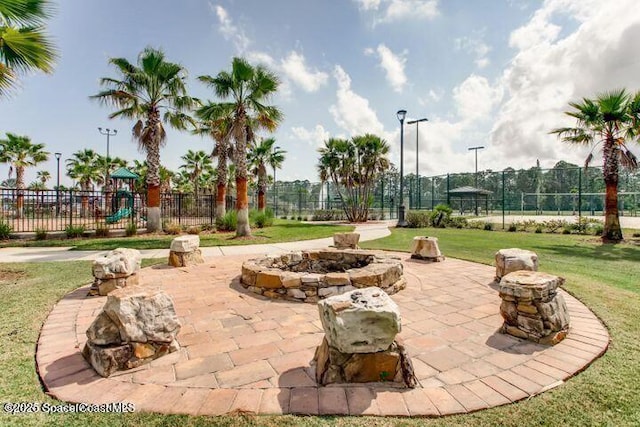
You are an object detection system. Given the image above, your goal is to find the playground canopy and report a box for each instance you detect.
[110,167,139,180]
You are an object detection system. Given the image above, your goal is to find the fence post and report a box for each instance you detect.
[431,178,435,209]
[209,194,214,225]
[380,177,384,216]
[446,174,450,205]
[68,190,73,228]
[502,171,505,230]
[178,193,182,225]
[578,168,582,221]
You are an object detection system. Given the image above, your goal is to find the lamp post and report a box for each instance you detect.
[396,109,407,227]
[98,127,117,189]
[468,145,485,215]
[273,146,280,217]
[55,152,61,216]
[407,117,428,210]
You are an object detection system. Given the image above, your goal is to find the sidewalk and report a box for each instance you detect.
[0,221,394,263]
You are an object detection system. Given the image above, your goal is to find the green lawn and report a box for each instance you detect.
[0,221,354,251]
[0,228,639,426]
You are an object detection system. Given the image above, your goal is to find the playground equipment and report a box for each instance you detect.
[105,190,135,224]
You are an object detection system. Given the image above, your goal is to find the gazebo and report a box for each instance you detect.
[109,167,139,191]
[447,186,492,215]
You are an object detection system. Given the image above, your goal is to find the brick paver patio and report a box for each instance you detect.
[36,252,609,417]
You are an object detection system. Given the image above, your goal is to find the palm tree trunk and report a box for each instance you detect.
[146,110,162,232]
[258,170,266,213]
[236,176,250,236]
[216,183,226,219]
[15,167,24,218]
[603,142,623,242]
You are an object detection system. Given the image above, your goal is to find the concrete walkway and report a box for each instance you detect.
[36,251,609,417]
[0,221,393,263]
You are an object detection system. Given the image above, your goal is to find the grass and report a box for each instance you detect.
[0,228,639,425]
[0,220,354,251]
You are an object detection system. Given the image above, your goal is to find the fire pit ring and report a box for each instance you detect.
[240,249,406,303]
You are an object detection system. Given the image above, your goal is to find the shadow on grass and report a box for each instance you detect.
[536,242,640,263]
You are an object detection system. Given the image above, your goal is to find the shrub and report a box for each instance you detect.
[297,216,303,221]
[163,222,182,235]
[430,204,452,228]
[65,225,85,238]
[187,226,201,235]
[483,222,493,231]
[535,226,543,234]
[125,221,137,237]
[593,225,604,236]
[94,223,109,238]
[447,216,468,229]
[201,223,215,232]
[35,228,47,240]
[216,211,237,232]
[312,209,346,221]
[507,224,517,232]
[633,232,640,238]
[543,219,567,233]
[406,211,430,228]
[280,215,287,220]
[253,211,274,228]
[562,226,572,235]
[0,220,11,239]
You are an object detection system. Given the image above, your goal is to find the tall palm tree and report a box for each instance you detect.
[551,89,640,242]
[66,149,101,217]
[198,57,282,236]
[179,149,212,198]
[194,102,233,220]
[92,47,197,231]
[248,137,285,212]
[0,132,48,217]
[0,0,56,97]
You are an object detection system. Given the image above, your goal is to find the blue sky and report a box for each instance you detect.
[2,0,640,187]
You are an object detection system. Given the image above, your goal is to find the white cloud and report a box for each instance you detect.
[366,44,408,92]
[453,75,503,122]
[280,51,329,93]
[491,0,640,168]
[246,51,276,68]
[353,0,440,23]
[329,65,386,136]
[291,124,331,148]
[213,5,250,52]
[455,34,491,69]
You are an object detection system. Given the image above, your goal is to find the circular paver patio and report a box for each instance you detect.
[36,253,609,416]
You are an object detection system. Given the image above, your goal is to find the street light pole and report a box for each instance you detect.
[396,109,407,227]
[55,152,61,216]
[468,145,485,216]
[407,117,428,210]
[98,127,117,189]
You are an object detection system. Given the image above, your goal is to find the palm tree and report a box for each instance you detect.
[92,47,197,231]
[551,89,640,242]
[179,149,212,198]
[248,137,285,213]
[66,149,101,217]
[198,57,282,237]
[194,102,233,220]
[0,132,48,217]
[0,0,56,97]
[36,169,50,188]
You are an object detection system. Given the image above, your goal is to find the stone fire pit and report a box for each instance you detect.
[240,249,406,303]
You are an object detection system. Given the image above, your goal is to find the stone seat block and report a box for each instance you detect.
[495,248,538,280]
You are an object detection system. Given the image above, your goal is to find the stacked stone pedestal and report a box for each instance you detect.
[495,248,538,281]
[168,235,204,267]
[82,285,181,377]
[333,232,360,249]
[499,270,570,345]
[89,248,142,296]
[312,287,416,387]
[410,236,445,262]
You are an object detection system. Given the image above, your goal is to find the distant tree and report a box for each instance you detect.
[317,134,390,222]
[551,89,640,242]
[66,149,101,217]
[248,137,285,212]
[0,0,57,97]
[92,47,197,231]
[180,149,212,198]
[36,169,50,188]
[0,132,48,217]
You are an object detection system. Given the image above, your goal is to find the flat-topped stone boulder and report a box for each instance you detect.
[318,287,401,353]
[168,235,204,267]
[82,285,181,377]
[240,249,406,302]
[499,270,570,345]
[410,236,445,262]
[90,248,141,296]
[333,232,360,249]
[495,248,538,280]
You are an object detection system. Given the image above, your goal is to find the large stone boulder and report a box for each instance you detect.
[318,287,401,353]
[498,270,570,345]
[410,236,444,262]
[495,248,538,280]
[168,235,204,267]
[82,285,181,377]
[92,248,141,279]
[333,232,360,249]
[90,248,141,296]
